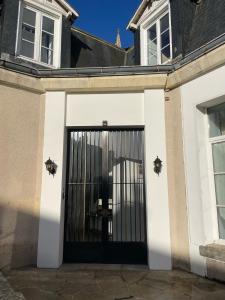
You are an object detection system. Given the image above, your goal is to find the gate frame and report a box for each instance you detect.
[63,126,148,264]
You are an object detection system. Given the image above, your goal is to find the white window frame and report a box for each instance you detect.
[207,108,225,242]
[16,0,62,68]
[140,0,172,66]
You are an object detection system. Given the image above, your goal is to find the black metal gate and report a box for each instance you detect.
[63,128,147,264]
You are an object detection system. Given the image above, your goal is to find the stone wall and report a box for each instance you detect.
[0,82,44,270]
[165,88,191,271]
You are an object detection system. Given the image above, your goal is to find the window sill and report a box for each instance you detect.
[200,243,225,262]
[16,55,57,69]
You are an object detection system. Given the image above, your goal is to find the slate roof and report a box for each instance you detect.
[71,27,128,68]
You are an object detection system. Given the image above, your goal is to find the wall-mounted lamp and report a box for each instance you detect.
[191,0,201,4]
[154,156,162,175]
[45,158,57,176]
[102,120,108,127]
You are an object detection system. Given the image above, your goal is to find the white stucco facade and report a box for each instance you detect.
[180,65,225,276]
[37,89,172,270]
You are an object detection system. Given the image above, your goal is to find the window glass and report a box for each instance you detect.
[148,39,157,57]
[41,48,53,65]
[161,30,170,49]
[21,40,34,58]
[209,105,225,240]
[161,45,170,64]
[41,16,54,65]
[148,24,157,65]
[23,8,36,26]
[212,142,225,173]
[22,24,35,43]
[208,103,225,137]
[212,141,225,239]
[147,12,171,65]
[217,208,225,239]
[148,55,157,65]
[160,13,170,64]
[160,13,169,33]
[215,175,225,206]
[42,16,54,34]
[148,24,156,40]
[42,32,54,49]
[21,8,36,59]
[19,7,57,66]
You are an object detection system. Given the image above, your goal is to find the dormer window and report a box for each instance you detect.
[16,2,62,68]
[139,0,172,66]
[147,12,171,65]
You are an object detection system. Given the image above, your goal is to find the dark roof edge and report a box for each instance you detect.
[71,27,126,53]
[0,59,40,76]
[0,59,173,78]
[174,32,225,69]
[1,32,225,78]
[39,65,173,77]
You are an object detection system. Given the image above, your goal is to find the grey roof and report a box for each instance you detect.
[1,17,225,78]
[71,27,128,68]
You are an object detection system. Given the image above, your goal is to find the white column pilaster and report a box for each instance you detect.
[144,89,172,270]
[37,91,66,268]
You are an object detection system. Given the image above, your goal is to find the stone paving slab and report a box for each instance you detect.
[5,266,225,300]
[0,272,25,300]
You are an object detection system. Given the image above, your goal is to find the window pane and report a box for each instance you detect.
[215,175,225,205]
[148,55,157,65]
[42,16,54,34]
[41,47,53,65]
[161,29,170,49]
[161,45,170,63]
[208,103,225,137]
[23,8,36,26]
[148,24,156,40]
[22,24,35,42]
[42,32,54,49]
[148,39,157,57]
[21,40,34,58]
[212,142,225,173]
[160,13,169,33]
[217,207,225,239]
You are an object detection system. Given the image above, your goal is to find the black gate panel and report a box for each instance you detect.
[64,129,147,264]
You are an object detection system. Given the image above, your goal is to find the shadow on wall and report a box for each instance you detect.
[0,204,40,270]
[0,202,206,276]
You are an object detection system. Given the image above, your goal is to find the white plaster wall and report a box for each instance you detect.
[37,91,66,268]
[144,89,172,270]
[180,65,225,276]
[38,90,172,270]
[66,92,144,126]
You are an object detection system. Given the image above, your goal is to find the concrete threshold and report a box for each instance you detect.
[60,263,149,272]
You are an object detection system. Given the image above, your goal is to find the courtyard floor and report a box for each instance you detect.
[4,264,225,300]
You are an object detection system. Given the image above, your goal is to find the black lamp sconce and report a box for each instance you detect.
[45,157,57,176]
[191,0,201,4]
[154,156,162,175]
[102,120,108,127]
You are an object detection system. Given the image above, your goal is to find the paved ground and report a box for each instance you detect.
[4,265,225,300]
[0,271,25,300]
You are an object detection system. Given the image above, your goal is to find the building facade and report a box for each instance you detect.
[1,0,225,283]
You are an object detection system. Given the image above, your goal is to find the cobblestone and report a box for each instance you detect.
[5,265,225,300]
[0,272,25,300]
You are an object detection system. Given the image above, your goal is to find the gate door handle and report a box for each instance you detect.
[97,208,112,218]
